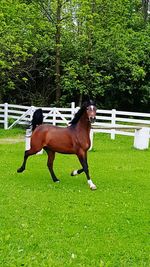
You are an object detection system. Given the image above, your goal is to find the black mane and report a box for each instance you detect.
[70,100,95,125]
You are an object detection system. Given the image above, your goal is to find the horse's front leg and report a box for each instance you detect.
[71,168,84,176]
[77,151,97,190]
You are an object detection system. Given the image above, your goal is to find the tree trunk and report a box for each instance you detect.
[142,0,149,22]
[55,0,61,102]
[78,93,83,106]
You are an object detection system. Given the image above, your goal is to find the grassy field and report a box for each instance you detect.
[0,129,149,267]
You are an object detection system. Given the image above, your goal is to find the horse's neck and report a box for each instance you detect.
[76,113,91,137]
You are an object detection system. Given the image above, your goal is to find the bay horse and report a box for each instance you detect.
[17,100,97,190]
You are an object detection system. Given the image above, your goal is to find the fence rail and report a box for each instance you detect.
[1,103,150,139]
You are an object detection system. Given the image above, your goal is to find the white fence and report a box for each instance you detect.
[0,102,76,130]
[1,103,150,139]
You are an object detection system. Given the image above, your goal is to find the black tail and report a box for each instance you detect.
[31,109,43,131]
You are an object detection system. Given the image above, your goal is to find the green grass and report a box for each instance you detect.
[0,130,149,267]
[0,128,25,138]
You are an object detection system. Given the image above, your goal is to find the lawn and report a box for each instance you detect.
[0,129,149,267]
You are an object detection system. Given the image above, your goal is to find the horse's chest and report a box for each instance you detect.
[76,135,90,150]
[84,141,90,150]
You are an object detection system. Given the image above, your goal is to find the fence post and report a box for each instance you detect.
[71,102,75,119]
[30,106,35,121]
[25,128,32,150]
[4,103,8,130]
[53,108,56,125]
[89,129,94,151]
[134,127,150,150]
[111,109,116,140]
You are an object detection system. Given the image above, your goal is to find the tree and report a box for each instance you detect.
[0,0,55,105]
[1,0,150,111]
[36,0,69,104]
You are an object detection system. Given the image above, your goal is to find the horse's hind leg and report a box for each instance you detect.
[44,148,60,183]
[17,148,38,173]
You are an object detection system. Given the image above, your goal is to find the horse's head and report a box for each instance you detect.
[70,100,96,126]
[86,102,96,124]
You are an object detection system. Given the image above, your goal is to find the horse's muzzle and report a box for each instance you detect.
[89,117,96,123]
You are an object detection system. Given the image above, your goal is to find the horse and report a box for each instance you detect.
[17,100,97,190]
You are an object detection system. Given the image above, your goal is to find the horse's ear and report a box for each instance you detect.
[83,99,96,108]
[91,100,96,106]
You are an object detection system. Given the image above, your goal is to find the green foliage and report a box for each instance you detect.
[1,0,150,110]
[0,133,150,266]
[0,0,55,104]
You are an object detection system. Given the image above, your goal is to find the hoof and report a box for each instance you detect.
[17,167,24,173]
[71,170,78,176]
[88,180,97,190]
[54,179,60,183]
[90,184,97,190]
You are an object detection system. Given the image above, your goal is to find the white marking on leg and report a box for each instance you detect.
[72,170,78,176]
[88,179,97,190]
